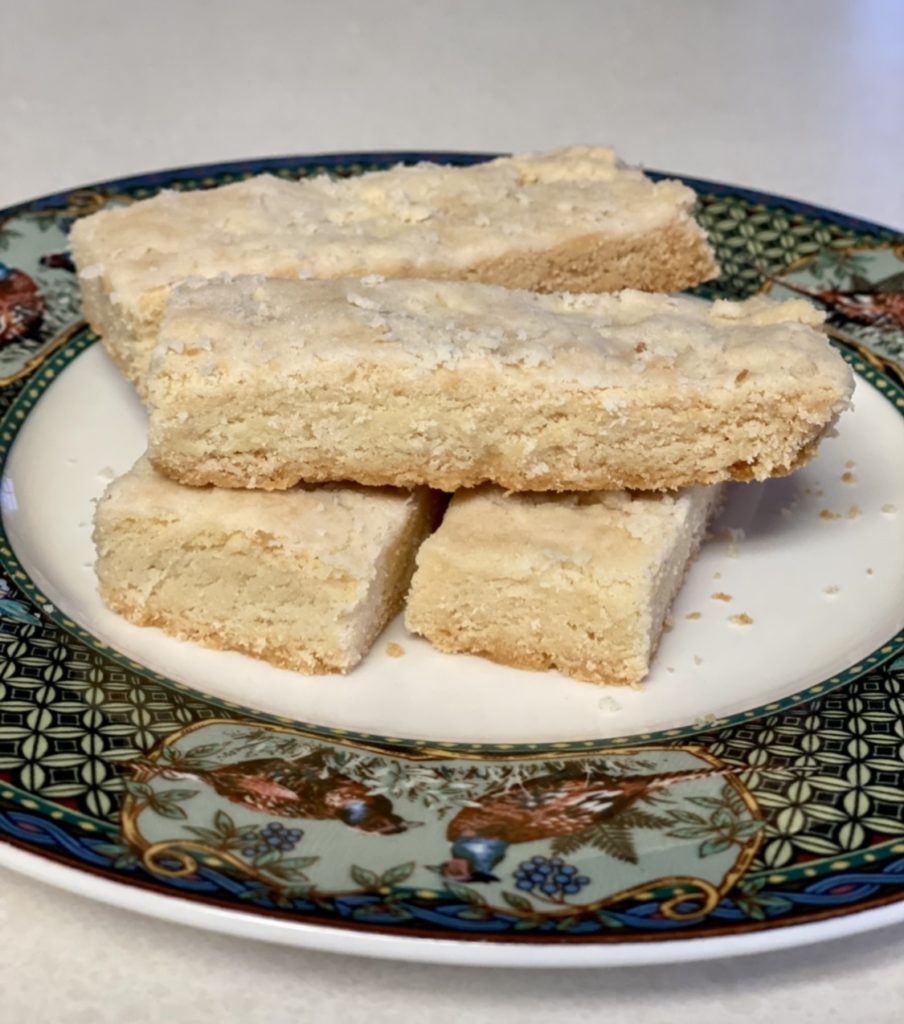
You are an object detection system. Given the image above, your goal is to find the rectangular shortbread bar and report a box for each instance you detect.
[146,276,853,493]
[93,457,436,673]
[70,146,718,388]
[405,485,725,686]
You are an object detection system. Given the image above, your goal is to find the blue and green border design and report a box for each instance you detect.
[0,152,903,946]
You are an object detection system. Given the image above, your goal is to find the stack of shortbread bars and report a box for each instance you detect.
[77,148,852,686]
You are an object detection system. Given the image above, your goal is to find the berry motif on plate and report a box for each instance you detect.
[241,822,304,859]
[513,856,591,903]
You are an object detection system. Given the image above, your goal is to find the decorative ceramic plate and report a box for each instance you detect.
[0,152,903,968]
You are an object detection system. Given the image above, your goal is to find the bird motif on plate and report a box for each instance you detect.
[147,748,421,836]
[433,766,705,882]
[0,263,43,344]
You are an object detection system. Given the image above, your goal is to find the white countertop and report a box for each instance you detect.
[3,1,904,1020]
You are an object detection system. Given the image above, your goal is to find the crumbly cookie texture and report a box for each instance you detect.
[146,276,853,493]
[93,457,437,673]
[69,146,718,389]
[405,484,725,686]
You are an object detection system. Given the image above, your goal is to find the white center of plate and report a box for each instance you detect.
[4,345,904,743]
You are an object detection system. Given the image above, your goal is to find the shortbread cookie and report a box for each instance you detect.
[405,484,724,686]
[93,457,437,673]
[146,277,853,493]
[70,146,718,389]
